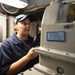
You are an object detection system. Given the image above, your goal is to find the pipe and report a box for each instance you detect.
[0,3,19,14]
[55,0,62,3]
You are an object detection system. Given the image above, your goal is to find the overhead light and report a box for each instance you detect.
[0,0,28,8]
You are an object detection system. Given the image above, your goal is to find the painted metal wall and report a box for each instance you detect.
[0,14,7,45]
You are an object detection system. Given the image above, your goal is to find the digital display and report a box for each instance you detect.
[46,31,65,42]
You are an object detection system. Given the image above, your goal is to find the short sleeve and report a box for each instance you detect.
[0,40,13,75]
[0,50,2,75]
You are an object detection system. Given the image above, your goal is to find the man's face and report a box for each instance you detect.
[16,18,31,36]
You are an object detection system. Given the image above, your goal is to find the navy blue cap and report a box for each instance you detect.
[13,14,29,25]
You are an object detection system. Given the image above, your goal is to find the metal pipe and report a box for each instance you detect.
[55,0,62,3]
[52,0,55,1]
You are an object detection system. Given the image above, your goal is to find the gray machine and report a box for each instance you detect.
[34,0,75,75]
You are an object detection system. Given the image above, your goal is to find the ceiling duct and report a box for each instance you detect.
[0,0,28,14]
[0,3,19,14]
[22,0,51,13]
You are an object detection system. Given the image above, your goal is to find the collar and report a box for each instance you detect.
[11,32,33,44]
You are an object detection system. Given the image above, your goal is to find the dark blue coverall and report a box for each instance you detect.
[0,33,38,75]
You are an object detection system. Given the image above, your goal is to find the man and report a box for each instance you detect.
[0,14,38,75]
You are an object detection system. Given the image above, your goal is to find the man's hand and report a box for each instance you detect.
[26,48,39,60]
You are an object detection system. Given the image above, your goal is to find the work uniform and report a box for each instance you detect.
[0,51,2,75]
[0,33,38,75]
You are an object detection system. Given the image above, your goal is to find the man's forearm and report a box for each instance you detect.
[6,56,30,75]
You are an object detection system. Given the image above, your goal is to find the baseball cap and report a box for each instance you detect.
[13,14,29,25]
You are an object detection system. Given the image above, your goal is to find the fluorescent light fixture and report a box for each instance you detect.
[0,0,28,8]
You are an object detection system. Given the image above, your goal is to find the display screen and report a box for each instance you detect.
[46,31,65,42]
